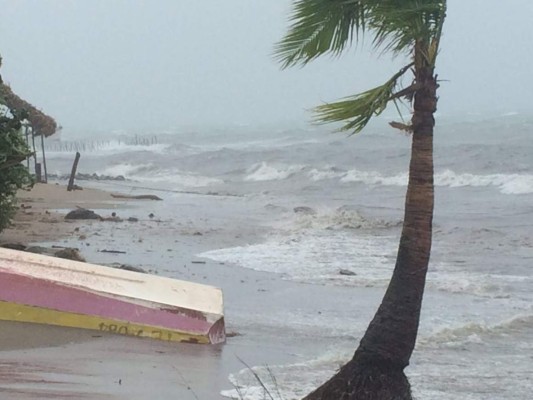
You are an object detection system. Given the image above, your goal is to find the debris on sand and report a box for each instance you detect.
[293,206,317,215]
[65,208,101,220]
[339,269,357,276]
[111,194,163,201]
[54,248,86,262]
[0,243,27,251]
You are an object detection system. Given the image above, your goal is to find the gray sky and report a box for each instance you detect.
[0,0,531,133]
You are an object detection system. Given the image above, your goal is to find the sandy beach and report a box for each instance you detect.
[0,183,306,399]
[1,118,532,400]
[0,183,125,245]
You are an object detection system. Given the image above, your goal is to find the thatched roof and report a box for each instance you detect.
[0,82,58,137]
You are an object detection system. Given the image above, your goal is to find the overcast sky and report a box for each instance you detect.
[0,0,531,133]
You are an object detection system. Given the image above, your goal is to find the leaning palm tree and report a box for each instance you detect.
[276,1,446,399]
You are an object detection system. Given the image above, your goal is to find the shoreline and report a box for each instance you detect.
[0,181,303,400]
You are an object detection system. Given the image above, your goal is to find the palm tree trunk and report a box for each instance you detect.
[304,46,437,400]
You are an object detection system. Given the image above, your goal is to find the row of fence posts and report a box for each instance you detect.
[22,130,157,188]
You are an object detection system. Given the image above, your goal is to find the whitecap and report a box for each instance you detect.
[244,162,305,182]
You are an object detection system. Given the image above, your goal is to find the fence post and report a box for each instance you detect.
[35,163,42,183]
[39,132,48,183]
[67,152,81,191]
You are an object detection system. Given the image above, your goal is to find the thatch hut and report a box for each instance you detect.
[0,82,57,137]
[0,61,58,182]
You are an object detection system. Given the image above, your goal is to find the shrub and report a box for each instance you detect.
[0,107,33,232]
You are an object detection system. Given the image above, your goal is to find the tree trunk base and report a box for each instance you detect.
[303,359,412,400]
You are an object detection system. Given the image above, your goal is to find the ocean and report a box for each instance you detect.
[41,112,532,399]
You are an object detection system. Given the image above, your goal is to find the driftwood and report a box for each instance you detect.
[100,249,126,254]
[111,194,163,201]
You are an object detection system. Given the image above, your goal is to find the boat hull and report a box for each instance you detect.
[0,248,225,344]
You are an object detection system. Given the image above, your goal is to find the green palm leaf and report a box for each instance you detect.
[274,0,366,68]
[276,0,446,133]
[314,63,413,134]
[275,0,445,68]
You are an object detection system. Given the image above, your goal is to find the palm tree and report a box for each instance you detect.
[276,1,446,398]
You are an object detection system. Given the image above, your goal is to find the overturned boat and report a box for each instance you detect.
[0,248,225,344]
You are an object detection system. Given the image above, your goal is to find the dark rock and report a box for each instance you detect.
[116,264,147,274]
[127,217,139,222]
[65,208,101,220]
[339,269,357,276]
[1,243,27,251]
[294,206,316,215]
[54,248,86,262]
[26,246,54,255]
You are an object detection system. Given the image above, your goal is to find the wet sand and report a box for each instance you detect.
[0,183,310,399]
[0,183,124,245]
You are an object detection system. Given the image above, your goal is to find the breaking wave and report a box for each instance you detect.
[244,162,305,182]
[435,170,533,194]
[200,230,397,287]
[308,166,345,181]
[340,168,533,194]
[419,313,533,348]
[341,170,408,186]
[285,206,401,232]
[98,163,222,188]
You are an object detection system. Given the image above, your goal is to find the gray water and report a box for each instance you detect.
[42,112,533,399]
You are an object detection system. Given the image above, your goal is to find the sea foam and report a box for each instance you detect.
[244,162,304,181]
[339,168,533,194]
[99,163,222,187]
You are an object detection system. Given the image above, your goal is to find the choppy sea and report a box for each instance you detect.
[42,113,532,399]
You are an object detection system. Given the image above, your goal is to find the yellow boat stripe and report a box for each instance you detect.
[0,301,209,344]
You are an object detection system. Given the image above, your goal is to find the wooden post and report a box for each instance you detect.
[31,127,37,174]
[24,125,30,169]
[35,163,42,183]
[39,131,48,183]
[67,152,81,192]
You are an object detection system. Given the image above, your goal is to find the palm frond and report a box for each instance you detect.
[370,1,445,55]
[314,63,413,134]
[275,0,446,68]
[274,0,367,68]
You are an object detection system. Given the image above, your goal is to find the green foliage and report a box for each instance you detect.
[275,0,446,134]
[314,63,413,133]
[275,0,446,68]
[0,106,33,233]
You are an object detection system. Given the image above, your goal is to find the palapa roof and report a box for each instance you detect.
[0,55,57,137]
[0,82,58,137]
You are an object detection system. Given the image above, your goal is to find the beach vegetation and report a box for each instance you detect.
[276,1,447,398]
[0,56,34,232]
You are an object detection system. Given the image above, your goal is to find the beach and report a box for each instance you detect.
[0,183,315,399]
[0,116,532,399]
